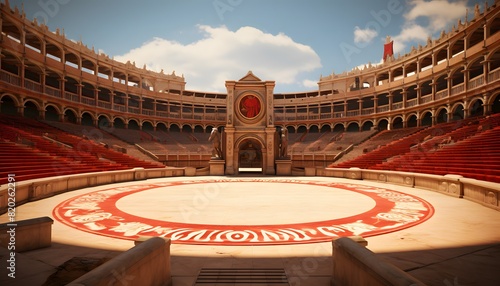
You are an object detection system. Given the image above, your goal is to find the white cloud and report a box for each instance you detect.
[302,79,318,88]
[354,26,378,44]
[405,0,468,33]
[387,0,470,56]
[392,24,430,54]
[114,25,321,92]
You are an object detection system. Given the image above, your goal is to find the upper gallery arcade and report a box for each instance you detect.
[1,0,500,133]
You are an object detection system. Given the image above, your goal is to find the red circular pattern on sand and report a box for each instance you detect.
[52,179,434,245]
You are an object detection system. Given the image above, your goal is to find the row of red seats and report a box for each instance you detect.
[375,115,500,183]
[330,114,500,183]
[0,115,164,185]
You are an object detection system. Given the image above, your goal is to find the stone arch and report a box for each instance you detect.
[485,46,500,72]
[98,114,112,129]
[63,108,78,123]
[0,94,19,115]
[113,117,126,129]
[182,124,193,133]
[81,112,95,126]
[44,104,60,121]
[156,122,168,131]
[392,116,404,129]
[346,121,360,132]
[361,120,374,131]
[142,121,154,131]
[127,118,140,130]
[468,97,485,117]
[309,125,320,133]
[297,125,307,133]
[194,125,205,133]
[320,124,332,132]
[333,123,345,132]
[235,134,266,173]
[466,55,485,80]
[450,102,465,121]
[406,113,418,128]
[420,110,433,127]
[377,118,389,130]
[435,107,448,124]
[23,100,41,119]
[169,123,181,132]
[488,91,500,114]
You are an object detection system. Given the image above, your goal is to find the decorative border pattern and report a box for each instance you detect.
[53,179,434,245]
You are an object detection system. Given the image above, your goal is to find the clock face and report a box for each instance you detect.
[239,94,261,119]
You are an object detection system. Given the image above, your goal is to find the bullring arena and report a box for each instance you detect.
[1,1,500,285]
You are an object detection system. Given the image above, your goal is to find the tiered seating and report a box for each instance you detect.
[323,130,378,152]
[401,127,500,182]
[0,115,164,185]
[377,117,500,183]
[0,140,122,185]
[329,115,500,183]
[372,120,482,171]
[144,130,211,153]
[109,128,153,145]
[289,132,325,151]
[43,120,163,164]
[329,127,427,169]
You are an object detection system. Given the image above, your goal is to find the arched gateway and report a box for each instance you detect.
[210,71,289,175]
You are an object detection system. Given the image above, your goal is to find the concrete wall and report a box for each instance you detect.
[318,167,500,211]
[0,216,53,252]
[2,166,499,215]
[68,237,171,286]
[0,167,185,214]
[331,237,425,286]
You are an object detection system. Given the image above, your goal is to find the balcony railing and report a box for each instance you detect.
[45,86,62,98]
[421,95,432,104]
[361,108,374,115]
[435,89,448,99]
[0,71,20,86]
[98,101,112,109]
[64,92,79,102]
[346,110,359,117]
[142,109,155,116]
[113,104,126,112]
[451,83,464,95]
[81,97,96,106]
[488,68,500,82]
[468,76,484,89]
[407,98,418,107]
[128,107,140,114]
[24,79,42,92]
[392,102,403,110]
[377,106,389,113]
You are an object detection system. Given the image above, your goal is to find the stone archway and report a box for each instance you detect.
[238,138,263,173]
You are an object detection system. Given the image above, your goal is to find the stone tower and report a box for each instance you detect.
[223,71,276,175]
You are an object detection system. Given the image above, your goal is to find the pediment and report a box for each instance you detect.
[238,71,262,82]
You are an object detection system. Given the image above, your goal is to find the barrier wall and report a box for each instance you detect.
[67,237,172,286]
[331,237,425,286]
[2,166,499,215]
[318,167,500,211]
[0,167,186,215]
[0,216,53,252]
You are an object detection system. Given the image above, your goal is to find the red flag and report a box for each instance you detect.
[383,41,394,61]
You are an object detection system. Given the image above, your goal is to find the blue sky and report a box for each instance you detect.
[6,0,491,92]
